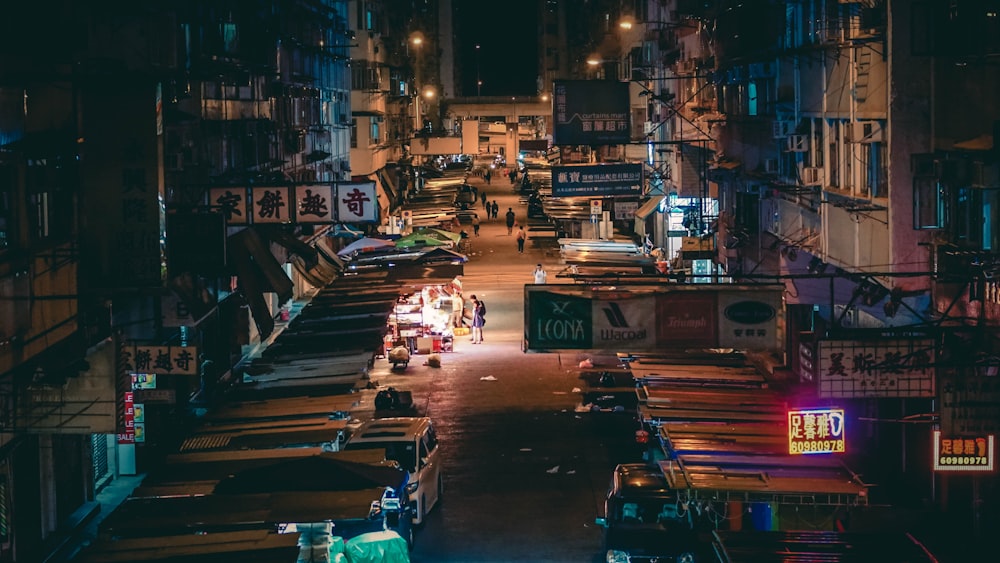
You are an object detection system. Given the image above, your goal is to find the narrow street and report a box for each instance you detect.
[368,170,643,562]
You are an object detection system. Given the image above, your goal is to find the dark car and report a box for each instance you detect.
[595,464,707,563]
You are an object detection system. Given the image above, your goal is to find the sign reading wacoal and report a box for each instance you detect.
[788,408,846,455]
[932,431,996,472]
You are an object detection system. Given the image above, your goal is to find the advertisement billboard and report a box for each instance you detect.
[551,163,643,197]
[552,80,630,146]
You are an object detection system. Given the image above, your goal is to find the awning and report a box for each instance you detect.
[258,225,318,269]
[228,228,294,338]
[634,196,665,220]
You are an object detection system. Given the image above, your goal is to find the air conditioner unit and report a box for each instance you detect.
[801,167,824,186]
[786,134,808,152]
[848,121,883,143]
[763,158,779,174]
[772,120,793,138]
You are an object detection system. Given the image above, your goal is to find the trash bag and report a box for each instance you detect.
[375,387,401,410]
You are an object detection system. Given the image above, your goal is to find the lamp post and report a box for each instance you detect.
[475,44,481,97]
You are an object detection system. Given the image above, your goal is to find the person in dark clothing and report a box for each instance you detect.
[505,208,516,235]
[484,169,492,184]
[481,191,488,208]
[491,201,499,220]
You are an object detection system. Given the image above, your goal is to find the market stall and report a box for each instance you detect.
[385,283,460,356]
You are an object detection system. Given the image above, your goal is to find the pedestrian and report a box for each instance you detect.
[505,208,516,235]
[472,213,481,236]
[484,169,492,185]
[491,201,499,220]
[533,263,547,284]
[450,290,465,328]
[470,294,485,344]
[481,191,488,209]
[509,168,516,184]
[516,226,526,252]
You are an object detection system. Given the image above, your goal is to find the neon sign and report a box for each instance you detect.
[933,431,995,472]
[788,408,846,455]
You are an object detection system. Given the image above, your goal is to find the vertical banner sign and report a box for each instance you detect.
[251,186,292,224]
[118,392,135,444]
[932,431,995,472]
[116,336,135,444]
[337,181,379,223]
[296,185,335,223]
[552,80,631,146]
[788,408,846,454]
[81,79,165,288]
[210,187,249,225]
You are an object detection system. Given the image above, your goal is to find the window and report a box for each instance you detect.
[913,176,943,229]
[26,161,73,241]
[370,120,380,145]
[350,118,358,148]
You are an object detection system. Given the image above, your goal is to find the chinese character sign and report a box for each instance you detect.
[818,339,936,399]
[251,186,292,224]
[788,408,846,455]
[336,181,378,223]
[296,185,334,223]
[552,80,631,146]
[933,431,995,472]
[131,345,198,375]
[210,187,249,225]
[551,163,643,197]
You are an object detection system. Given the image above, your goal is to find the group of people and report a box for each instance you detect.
[482,197,500,220]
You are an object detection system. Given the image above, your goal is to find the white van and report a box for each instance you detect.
[344,417,442,525]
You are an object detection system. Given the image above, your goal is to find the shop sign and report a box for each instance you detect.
[551,163,642,197]
[590,296,656,350]
[933,431,995,472]
[788,408,845,455]
[133,403,146,443]
[527,291,593,349]
[336,181,379,223]
[552,80,631,146]
[817,339,935,399]
[133,388,176,405]
[131,345,199,375]
[940,372,1000,435]
[131,373,157,389]
[295,185,334,223]
[251,186,292,224]
[210,187,250,225]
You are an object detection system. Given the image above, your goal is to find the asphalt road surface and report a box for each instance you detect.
[367,172,645,562]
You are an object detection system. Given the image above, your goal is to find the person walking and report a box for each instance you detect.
[515,226,526,253]
[470,294,485,344]
[484,169,492,185]
[533,263,547,284]
[491,200,499,220]
[508,168,516,184]
[472,213,481,236]
[481,191,488,209]
[505,208,516,235]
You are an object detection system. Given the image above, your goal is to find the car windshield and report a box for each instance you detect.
[614,498,689,526]
[345,440,417,472]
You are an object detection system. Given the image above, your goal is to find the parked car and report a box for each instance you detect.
[595,463,706,563]
[344,417,442,525]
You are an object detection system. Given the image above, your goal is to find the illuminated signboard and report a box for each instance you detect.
[788,408,846,455]
[933,431,996,472]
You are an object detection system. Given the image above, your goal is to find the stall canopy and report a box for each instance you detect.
[393,232,450,249]
[214,454,407,495]
[337,236,396,257]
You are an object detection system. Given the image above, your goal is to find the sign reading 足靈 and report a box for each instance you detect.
[932,431,995,472]
[788,408,846,455]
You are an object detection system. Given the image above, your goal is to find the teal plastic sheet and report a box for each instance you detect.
[344,530,410,563]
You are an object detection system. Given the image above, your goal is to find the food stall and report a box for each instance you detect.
[385,284,458,355]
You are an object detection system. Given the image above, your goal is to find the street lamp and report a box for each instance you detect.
[475,44,481,97]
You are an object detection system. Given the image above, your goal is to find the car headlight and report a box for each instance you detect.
[406,481,419,494]
[605,550,629,563]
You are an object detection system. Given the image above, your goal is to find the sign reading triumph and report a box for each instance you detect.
[552,80,631,146]
[524,285,784,352]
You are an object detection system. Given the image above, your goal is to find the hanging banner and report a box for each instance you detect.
[551,163,643,197]
[336,181,379,223]
[552,80,630,146]
[131,345,199,375]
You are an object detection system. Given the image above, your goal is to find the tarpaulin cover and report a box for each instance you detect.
[344,530,410,563]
